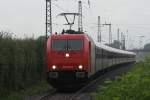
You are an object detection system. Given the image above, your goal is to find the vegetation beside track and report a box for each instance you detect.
[92,56,150,100]
[0,31,50,99]
[0,81,51,100]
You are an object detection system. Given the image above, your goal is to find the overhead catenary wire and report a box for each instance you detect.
[46,0,149,49]
[52,2,70,12]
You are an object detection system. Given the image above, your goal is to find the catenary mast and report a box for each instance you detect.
[46,0,52,38]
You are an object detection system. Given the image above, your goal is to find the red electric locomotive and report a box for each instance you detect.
[47,33,93,88]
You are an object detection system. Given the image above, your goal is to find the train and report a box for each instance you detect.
[46,31,136,89]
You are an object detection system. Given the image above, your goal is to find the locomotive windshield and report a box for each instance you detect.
[52,39,83,51]
[68,40,83,51]
[52,40,66,51]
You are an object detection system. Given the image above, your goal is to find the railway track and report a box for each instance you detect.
[37,63,134,100]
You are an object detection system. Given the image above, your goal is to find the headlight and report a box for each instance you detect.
[78,65,83,70]
[65,53,70,58]
[52,65,57,70]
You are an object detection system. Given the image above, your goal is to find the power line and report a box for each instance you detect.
[52,3,69,12]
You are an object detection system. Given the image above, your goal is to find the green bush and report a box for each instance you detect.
[92,56,150,100]
[0,31,46,98]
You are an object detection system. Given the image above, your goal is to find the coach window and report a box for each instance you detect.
[107,52,110,59]
[98,48,102,58]
[104,51,108,58]
[109,52,111,58]
[102,50,105,58]
[100,49,102,58]
[96,47,99,54]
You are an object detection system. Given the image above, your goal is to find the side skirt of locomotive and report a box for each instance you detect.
[47,71,88,89]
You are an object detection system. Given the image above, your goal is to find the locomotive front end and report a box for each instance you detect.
[47,34,90,88]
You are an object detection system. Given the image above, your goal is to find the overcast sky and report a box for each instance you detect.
[0,0,150,49]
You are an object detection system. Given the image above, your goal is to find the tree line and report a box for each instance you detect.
[0,31,46,92]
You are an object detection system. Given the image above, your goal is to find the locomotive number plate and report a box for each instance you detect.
[63,66,73,69]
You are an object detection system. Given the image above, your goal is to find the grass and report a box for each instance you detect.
[91,57,150,100]
[0,81,52,100]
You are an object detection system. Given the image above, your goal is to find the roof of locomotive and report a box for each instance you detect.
[50,33,89,39]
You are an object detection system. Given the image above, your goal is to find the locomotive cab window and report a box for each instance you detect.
[68,40,83,51]
[52,40,67,51]
[52,39,83,51]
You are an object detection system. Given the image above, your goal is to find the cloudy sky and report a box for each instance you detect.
[0,0,150,49]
